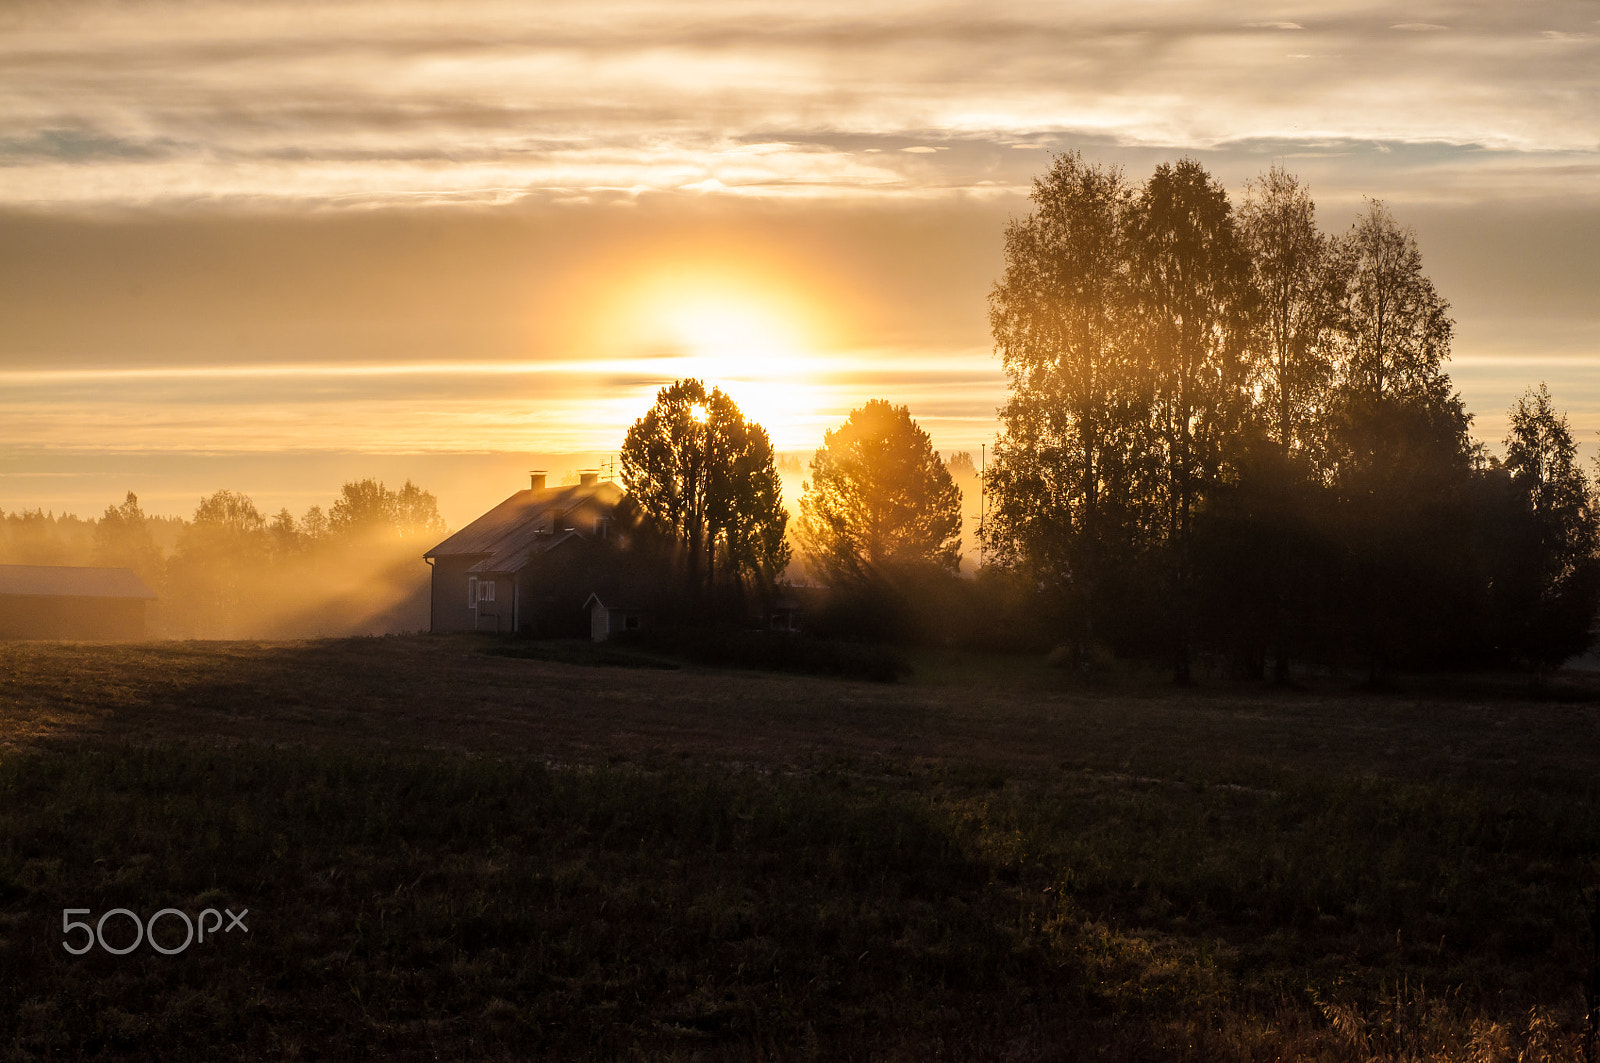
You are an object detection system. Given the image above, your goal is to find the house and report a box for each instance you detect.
[0,564,157,639]
[424,471,630,636]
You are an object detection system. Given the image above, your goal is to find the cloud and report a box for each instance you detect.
[0,0,1595,212]
[1391,23,1448,31]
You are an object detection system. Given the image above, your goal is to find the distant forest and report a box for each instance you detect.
[0,481,444,638]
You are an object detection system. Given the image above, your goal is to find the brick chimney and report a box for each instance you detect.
[579,470,599,487]
[530,470,547,491]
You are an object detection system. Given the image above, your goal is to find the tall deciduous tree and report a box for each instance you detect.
[798,400,961,585]
[1323,202,1473,678]
[620,378,789,603]
[1340,200,1454,406]
[1131,158,1255,680]
[1237,166,1344,465]
[986,153,1153,655]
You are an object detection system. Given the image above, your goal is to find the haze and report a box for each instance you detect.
[1,0,1596,526]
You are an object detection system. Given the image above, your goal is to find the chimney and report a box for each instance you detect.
[579,470,599,488]
[530,470,547,491]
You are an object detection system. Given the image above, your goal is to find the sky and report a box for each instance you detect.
[1,0,1597,527]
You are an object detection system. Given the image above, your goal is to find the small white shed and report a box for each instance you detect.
[583,593,648,642]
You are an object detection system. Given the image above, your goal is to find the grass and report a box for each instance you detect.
[2,634,1599,1059]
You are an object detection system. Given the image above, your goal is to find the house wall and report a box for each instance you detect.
[430,557,484,633]
[0,595,147,640]
[519,568,587,639]
[473,576,508,634]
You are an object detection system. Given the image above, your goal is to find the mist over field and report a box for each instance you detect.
[0,480,443,639]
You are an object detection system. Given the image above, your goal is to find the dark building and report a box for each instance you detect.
[0,564,157,639]
[424,471,629,636]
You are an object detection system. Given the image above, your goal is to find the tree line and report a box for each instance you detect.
[984,153,1598,680]
[617,154,1598,680]
[1,479,445,638]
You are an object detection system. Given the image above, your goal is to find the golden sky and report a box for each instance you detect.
[1,0,1597,524]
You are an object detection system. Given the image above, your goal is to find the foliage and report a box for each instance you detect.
[986,155,1592,677]
[328,478,446,541]
[620,378,790,605]
[1337,199,1455,406]
[1237,165,1345,464]
[1493,383,1600,668]
[2,478,449,638]
[92,491,163,588]
[797,399,962,586]
[166,490,270,636]
[986,153,1153,658]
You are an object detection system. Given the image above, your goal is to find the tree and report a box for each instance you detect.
[620,378,789,604]
[797,400,961,585]
[329,479,394,537]
[1318,201,1475,678]
[1339,200,1454,406]
[1237,166,1345,465]
[329,479,445,541]
[394,481,447,539]
[93,491,163,587]
[1130,158,1255,680]
[985,153,1155,657]
[1495,384,1600,669]
[168,489,268,636]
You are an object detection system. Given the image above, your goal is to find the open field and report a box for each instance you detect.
[3,635,1600,1059]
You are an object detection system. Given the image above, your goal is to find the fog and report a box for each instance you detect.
[0,482,442,639]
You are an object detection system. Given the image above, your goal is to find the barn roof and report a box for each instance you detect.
[0,564,157,600]
[424,480,623,572]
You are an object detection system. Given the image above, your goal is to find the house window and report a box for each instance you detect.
[595,516,611,540]
[467,577,477,608]
[624,613,640,631]
[478,580,496,603]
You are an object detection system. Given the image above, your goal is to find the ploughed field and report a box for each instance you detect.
[2,635,1599,1060]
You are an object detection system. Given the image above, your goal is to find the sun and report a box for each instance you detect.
[618,278,827,446]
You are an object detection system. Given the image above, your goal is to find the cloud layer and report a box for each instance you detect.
[3,0,1597,208]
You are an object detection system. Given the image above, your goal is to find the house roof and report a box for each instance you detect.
[583,591,649,613]
[424,480,623,574]
[0,564,157,600]
[466,530,585,575]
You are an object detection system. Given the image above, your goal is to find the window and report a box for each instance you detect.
[467,577,477,608]
[478,580,496,603]
[624,613,640,631]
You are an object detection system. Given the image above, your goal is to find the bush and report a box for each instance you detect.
[617,627,910,683]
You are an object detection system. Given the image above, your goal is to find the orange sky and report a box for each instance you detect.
[1,1,1597,526]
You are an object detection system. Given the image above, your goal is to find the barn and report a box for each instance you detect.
[0,564,158,640]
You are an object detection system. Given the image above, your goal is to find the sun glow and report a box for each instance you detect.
[613,276,829,447]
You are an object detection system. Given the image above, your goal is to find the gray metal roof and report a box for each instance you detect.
[425,481,623,573]
[0,564,157,600]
